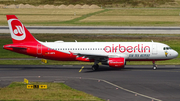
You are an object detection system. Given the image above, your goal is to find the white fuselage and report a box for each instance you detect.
[40,41,178,61]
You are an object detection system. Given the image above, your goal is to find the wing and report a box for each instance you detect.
[75,53,107,59]
[71,51,128,62]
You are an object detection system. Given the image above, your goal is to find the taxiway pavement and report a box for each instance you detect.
[0,65,180,101]
[1,26,180,34]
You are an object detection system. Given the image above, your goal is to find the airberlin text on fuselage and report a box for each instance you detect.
[104,44,150,53]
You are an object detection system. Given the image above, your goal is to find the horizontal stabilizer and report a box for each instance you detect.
[3,44,27,50]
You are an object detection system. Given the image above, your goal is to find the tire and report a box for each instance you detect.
[153,66,157,70]
[92,65,99,71]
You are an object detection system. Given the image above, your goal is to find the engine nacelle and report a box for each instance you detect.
[108,57,125,68]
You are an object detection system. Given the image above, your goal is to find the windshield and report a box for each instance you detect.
[163,47,172,50]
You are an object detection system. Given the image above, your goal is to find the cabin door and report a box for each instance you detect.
[152,44,157,55]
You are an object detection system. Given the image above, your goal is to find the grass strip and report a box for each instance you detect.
[0,0,177,7]
[0,82,103,100]
[59,9,110,24]
[0,8,104,26]
[1,8,180,26]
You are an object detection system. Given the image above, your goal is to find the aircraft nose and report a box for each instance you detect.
[172,50,178,58]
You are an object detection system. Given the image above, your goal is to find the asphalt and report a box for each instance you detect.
[1,26,180,34]
[0,65,180,101]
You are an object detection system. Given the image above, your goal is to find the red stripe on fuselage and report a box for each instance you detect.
[4,42,77,61]
[29,44,77,61]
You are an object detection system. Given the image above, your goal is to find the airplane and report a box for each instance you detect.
[3,15,178,71]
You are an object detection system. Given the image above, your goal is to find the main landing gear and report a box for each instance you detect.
[153,61,157,70]
[92,61,99,71]
[92,64,99,71]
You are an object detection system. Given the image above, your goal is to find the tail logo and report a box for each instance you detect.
[14,26,24,35]
[8,19,26,40]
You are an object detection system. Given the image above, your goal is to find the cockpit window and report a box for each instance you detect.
[163,47,171,50]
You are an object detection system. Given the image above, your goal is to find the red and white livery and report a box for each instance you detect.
[3,15,178,70]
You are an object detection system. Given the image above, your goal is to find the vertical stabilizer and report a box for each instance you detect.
[6,15,37,44]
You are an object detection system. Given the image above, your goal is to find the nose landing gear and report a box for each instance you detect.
[153,61,157,70]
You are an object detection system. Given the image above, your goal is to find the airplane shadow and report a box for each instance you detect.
[125,67,180,70]
[84,67,123,73]
[83,66,180,73]
[0,65,179,72]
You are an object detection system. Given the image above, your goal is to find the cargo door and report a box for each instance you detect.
[152,44,157,55]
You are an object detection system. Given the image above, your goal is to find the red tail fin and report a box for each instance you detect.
[6,15,37,44]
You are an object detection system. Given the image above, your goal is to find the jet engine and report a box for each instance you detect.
[102,57,125,68]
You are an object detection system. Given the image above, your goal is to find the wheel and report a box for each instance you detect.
[153,66,157,70]
[92,64,99,71]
